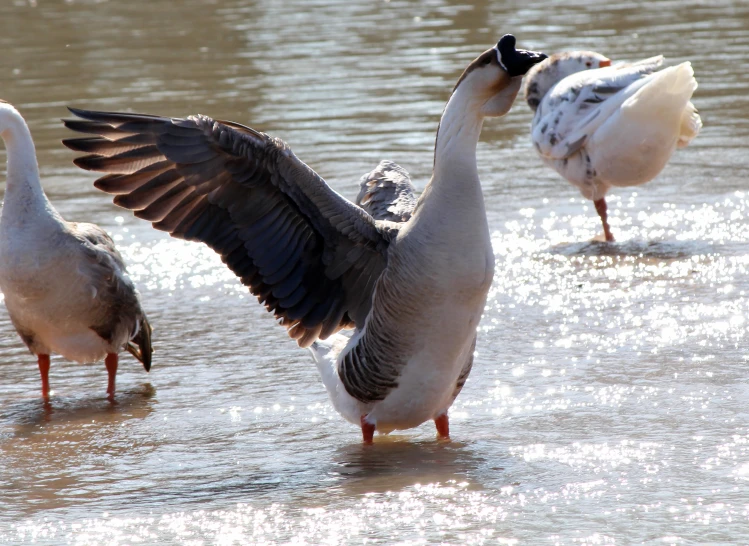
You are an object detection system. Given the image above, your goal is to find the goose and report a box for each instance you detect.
[0,101,152,400]
[524,51,702,242]
[62,35,547,442]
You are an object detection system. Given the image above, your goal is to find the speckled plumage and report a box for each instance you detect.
[524,52,701,240]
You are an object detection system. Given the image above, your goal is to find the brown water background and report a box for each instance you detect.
[1,0,749,543]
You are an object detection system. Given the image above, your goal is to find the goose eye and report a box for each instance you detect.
[482,55,492,65]
[585,61,592,67]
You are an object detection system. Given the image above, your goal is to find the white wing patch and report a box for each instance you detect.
[532,56,665,160]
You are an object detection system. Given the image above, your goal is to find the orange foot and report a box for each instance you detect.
[434,413,450,440]
[105,353,118,400]
[360,415,375,444]
[593,198,615,242]
[37,354,51,399]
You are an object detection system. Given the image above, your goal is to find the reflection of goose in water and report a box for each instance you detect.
[330,437,487,495]
[524,52,701,242]
[3,382,156,431]
[549,239,717,260]
[0,385,156,518]
[0,101,152,401]
[64,36,547,443]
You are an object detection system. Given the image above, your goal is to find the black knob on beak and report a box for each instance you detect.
[497,35,548,77]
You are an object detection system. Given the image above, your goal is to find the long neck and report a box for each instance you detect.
[0,107,56,227]
[417,85,485,215]
[434,89,484,179]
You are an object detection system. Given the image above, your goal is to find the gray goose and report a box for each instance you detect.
[0,101,152,400]
[63,35,546,442]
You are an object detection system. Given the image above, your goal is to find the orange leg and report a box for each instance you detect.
[360,415,375,444]
[593,198,615,242]
[37,354,51,399]
[105,353,118,399]
[434,413,450,439]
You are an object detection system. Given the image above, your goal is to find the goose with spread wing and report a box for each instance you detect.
[0,101,152,400]
[524,52,701,241]
[63,35,546,442]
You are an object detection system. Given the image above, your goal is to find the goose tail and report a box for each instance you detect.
[309,333,363,426]
[589,62,701,188]
[623,62,699,124]
[127,314,153,372]
[678,101,702,148]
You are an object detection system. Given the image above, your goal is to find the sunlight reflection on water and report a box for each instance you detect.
[2,0,749,543]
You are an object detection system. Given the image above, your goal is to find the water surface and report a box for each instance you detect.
[1,0,749,543]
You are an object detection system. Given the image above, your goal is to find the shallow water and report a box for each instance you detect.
[1,0,749,543]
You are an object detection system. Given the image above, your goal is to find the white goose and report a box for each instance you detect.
[0,101,152,400]
[63,35,547,442]
[524,51,702,241]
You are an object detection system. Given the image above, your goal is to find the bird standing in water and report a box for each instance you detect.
[524,51,701,241]
[64,36,545,442]
[0,101,152,400]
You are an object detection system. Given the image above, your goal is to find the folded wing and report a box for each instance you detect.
[355,160,417,223]
[533,56,665,159]
[71,222,153,370]
[63,108,393,347]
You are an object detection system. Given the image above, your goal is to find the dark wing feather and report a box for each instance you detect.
[355,160,417,223]
[450,335,476,403]
[126,314,153,371]
[63,108,392,347]
[71,222,152,371]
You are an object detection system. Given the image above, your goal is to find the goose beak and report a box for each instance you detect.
[495,34,548,77]
[599,58,612,68]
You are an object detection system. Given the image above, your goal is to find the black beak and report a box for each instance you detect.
[496,35,547,77]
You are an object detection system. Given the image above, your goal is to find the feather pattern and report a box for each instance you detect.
[531,56,665,160]
[450,336,476,403]
[355,160,417,223]
[63,108,394,347]
[524,51,701,207]
[70,222,152,371]
[64,36,548,436]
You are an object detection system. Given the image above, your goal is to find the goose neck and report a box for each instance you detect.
[433,90,484,179]
[0,106,53,225]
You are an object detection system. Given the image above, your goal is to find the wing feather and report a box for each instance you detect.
[64,108,393,346]
[533,56,665,159]
[355,160,417,223]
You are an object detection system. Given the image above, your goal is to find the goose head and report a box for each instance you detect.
[523,51,611,111]
[452,34,547,118]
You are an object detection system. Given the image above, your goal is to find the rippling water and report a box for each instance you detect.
[1,0,749,543]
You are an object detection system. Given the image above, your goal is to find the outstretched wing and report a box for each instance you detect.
[355,160,417,223]
[533,56,665,159]
[63,108,393,347]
